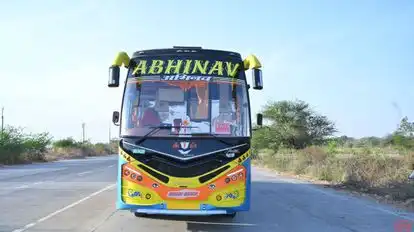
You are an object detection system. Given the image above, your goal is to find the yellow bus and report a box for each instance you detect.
[108,46,263,217]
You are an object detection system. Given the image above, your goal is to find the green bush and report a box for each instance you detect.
[0,127,114,165]
[53,137,78,148]
[0,126,52,164]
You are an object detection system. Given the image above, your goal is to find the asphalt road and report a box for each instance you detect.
[1,155,414,232]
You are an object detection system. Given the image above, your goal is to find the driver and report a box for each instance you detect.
[139,100,161,127]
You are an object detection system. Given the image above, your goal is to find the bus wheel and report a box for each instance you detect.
[134,212,147,217]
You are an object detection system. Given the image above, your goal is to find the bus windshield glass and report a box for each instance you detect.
[120,57,250,137]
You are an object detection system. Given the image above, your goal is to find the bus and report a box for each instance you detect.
[108,46,263,217]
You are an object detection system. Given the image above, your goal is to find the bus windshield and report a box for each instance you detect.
[120,76,250,138]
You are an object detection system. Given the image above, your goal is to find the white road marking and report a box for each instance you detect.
[108,165,115,168]
[187,221,257,226]
[77,171,92,176]
[15,181,44,189]
[11,183,116,232]
[15,185,29,189]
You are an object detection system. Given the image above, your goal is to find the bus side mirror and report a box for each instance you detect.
[252,68,263,90]
[256,113,263,126]
[108,66,120,87]
[112,111,120,126]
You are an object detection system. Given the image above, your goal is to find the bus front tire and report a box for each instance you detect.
[134,212,147,217]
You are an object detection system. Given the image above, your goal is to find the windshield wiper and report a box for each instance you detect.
[134,125,172,145]
[134,125,196,145]
[185,132,234,146]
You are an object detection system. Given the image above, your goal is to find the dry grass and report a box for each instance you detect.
[44,146,113,162]
[254,146,414,203]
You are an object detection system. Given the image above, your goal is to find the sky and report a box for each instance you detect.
[0,0,413,143]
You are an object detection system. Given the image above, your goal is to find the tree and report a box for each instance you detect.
[252,99,337,151]
[396,116,414,137]
[390,117,414,149]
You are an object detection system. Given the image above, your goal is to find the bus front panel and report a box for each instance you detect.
[116,145,251,214]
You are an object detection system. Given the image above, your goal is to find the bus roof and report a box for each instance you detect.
[131,46,242,61]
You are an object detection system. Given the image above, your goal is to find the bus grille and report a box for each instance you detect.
[133,152,233,179]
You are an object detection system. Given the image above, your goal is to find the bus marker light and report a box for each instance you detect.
[231,175,237,181]
[225,178,231,183]
[216,195,222,201]
[227,169,243,177]
[137,175,143,181]
[145,193,151,199]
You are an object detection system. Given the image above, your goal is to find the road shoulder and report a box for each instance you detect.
[253,164,414,214]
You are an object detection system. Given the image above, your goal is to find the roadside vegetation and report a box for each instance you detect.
[0,126,118,165]
[252,99,414,206]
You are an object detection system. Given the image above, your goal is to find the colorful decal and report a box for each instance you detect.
[119,148,250,210]
[132,59,241,78]
[237,150,250,164]
[162,74,213,82]
[127,189,141,198]
[225,190,239,199]
[167,189,200,199]
[121,162,247,201]
[172,141,197,156]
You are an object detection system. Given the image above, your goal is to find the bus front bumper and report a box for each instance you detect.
[132,209,230,215]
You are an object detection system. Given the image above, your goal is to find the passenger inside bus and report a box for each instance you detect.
[190,84,209,120]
